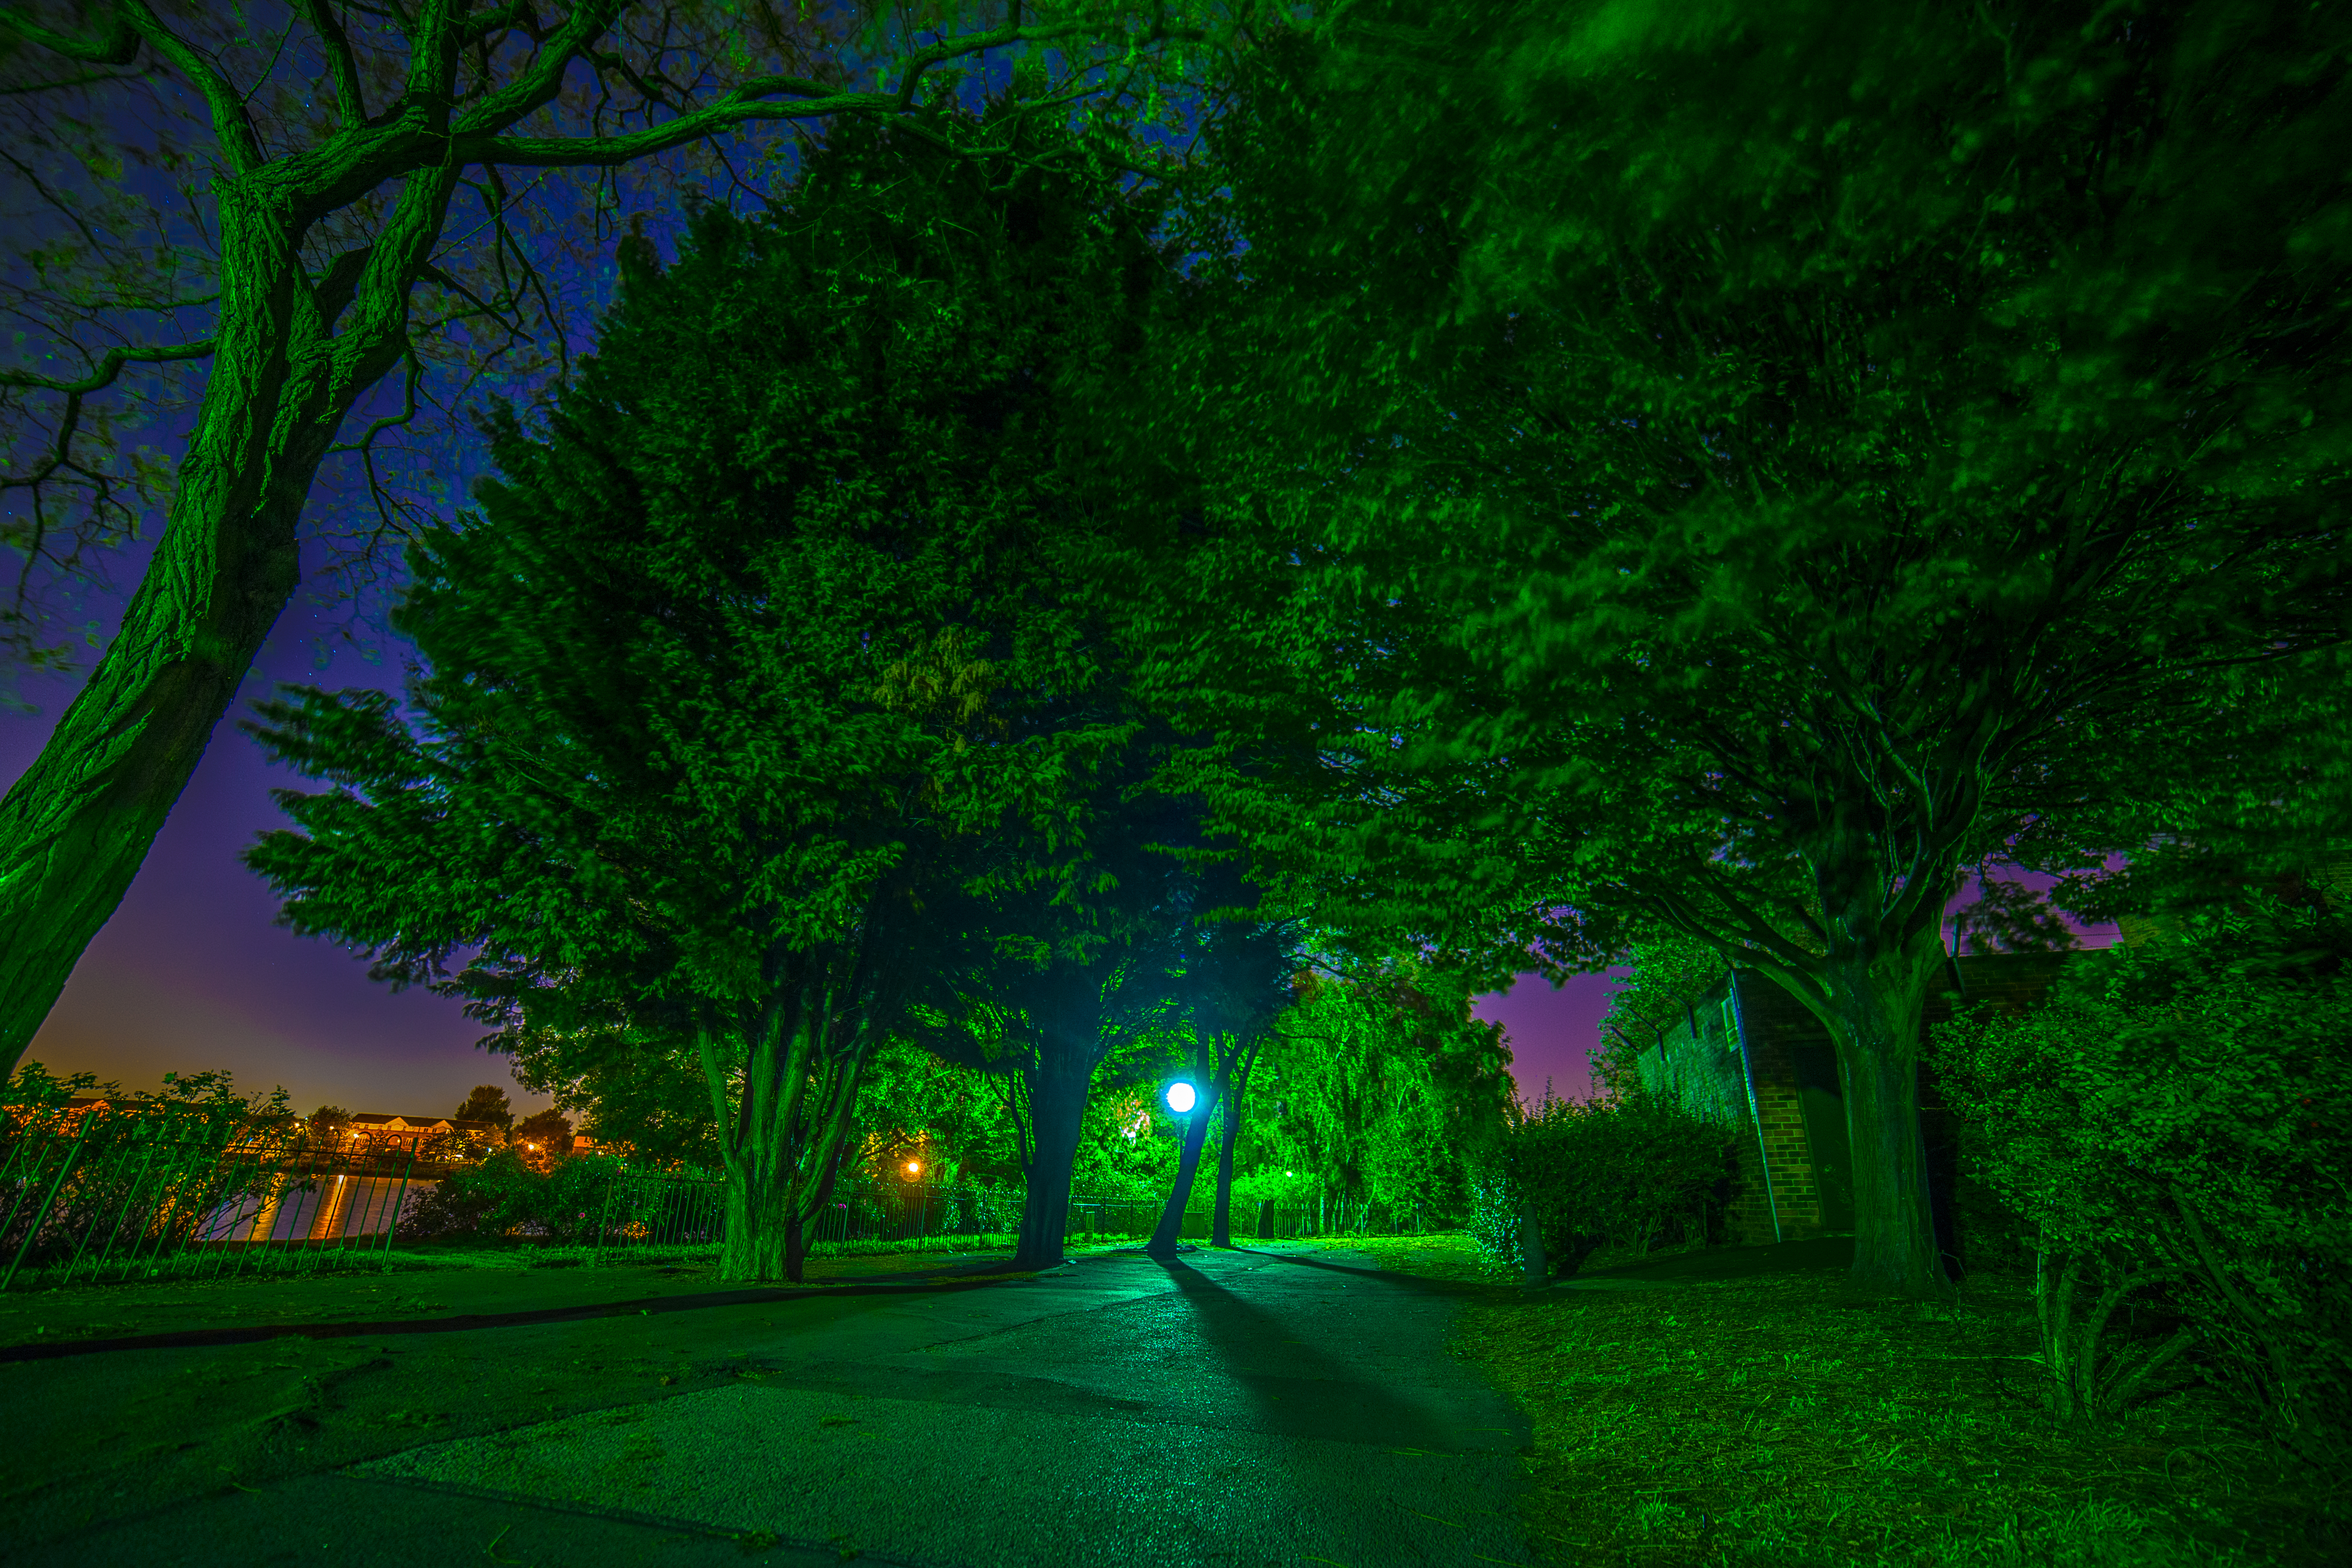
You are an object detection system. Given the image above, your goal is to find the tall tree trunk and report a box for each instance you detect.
[704,975,817,1285]
[1822,922,1958,1302]
[784,1209,808,1283]
[0,173,443,1078]
[1014,1046,1091,1271]
[780,1041,870,1283]
[1147,1067,1226,1260]
[1145,1092,1215,1260]
[1210,1038,1260,1248]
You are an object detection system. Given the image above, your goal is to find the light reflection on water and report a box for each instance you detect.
[199,1175,440,1245]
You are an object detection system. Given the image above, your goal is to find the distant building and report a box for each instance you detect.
[330,1113,504,1150]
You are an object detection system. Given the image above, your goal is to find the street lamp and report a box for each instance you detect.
[1164,1081,1196,1115]
[906,1160,921,1176]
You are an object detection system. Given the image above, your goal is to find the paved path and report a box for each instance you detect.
[8,1245,1537,1568]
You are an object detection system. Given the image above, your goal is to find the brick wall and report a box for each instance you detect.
[1636,952,2084,1249]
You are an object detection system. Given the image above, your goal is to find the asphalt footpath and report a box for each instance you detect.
[4,1244,1539,1568]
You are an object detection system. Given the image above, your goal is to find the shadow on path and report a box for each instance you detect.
[1155,1255,1474,1452]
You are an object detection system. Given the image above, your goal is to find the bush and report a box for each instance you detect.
[1470,1090,1739,1279]
[401,1149,626,1244]
[1926,888,2352,1452]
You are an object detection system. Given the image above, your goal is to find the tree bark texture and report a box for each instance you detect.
[703,964,873,1285]
[0,160,454,1076]
[1014,1050,1089,1271]
[1820,924,1960,1302]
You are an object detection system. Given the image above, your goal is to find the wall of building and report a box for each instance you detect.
[1635,951,2087,1251]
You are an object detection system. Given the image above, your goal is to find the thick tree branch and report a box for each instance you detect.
[457,3,552,47]
[113,0,267,173]
[297,0,371,129]
[446,0,623,140]
[0,338,216,395]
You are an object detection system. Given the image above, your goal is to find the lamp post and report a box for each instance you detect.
[1164,1081,1197,1168]
[1160,1082,1199,1250]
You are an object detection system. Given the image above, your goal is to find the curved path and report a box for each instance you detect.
[8,1244,1538,1568]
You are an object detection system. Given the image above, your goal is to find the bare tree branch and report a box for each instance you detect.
[0,4,143,64]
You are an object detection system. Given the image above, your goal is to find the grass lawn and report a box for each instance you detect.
[1314,1233,2349,1568]
[0,1234,1072,1349]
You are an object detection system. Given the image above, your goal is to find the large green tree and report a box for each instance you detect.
[244,85,1163,1280]
[1254,952,1515,1230]
[1142,855,1303,1257]
[914,774,1196,1270]
[0,0,1239,1082]
[1098,0,2352,1298]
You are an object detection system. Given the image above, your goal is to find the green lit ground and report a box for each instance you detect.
[6,1236,2341,1566]
[2,1240,1534,1566]
[1397,1235,2348,1567]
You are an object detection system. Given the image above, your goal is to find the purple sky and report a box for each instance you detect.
[4,534,508,1121]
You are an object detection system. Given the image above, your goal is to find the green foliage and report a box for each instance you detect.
[1953,877,2083,956]
[238,87,1193,1280]
[1472,1091,1741,1279]
[402,1149,628,1246]
[1,1060,292,1136]
[852,1034,1029,1187]
[453,1085,514,1129]
[1073,1082,1182,1200]
[1094,0,2352,1298]
[1927,889,2352,1450]
[1254,955,1516,1224]
[499,1019,722,1171]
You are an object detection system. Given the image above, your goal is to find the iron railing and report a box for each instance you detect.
[3,1102,1432,1289]
[0,1105,431,1291]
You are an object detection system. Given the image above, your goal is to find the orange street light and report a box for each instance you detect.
[905,1160,920,1176]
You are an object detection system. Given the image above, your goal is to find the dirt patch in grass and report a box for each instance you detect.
[1334,1234,2350,1567]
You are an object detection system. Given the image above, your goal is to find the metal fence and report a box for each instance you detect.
[3,1102,1428,1289]
[0,1105,432,1291]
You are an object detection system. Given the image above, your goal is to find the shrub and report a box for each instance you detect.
[1926,888,2352,1453]
[402,1149,626,1244]
[1470,1089,1739,1279]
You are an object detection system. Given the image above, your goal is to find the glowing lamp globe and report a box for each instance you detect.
[1165,1082,1196,1114]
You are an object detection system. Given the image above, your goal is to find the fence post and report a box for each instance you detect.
[592,1167,617,1269]
[1,1110,100,1292]
[380,1136,420,1273]
[71,1123,166,1286]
